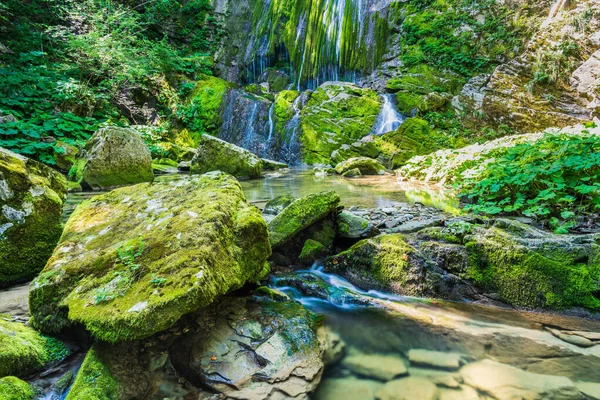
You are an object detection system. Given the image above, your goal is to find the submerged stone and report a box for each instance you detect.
[69,126,154,190]
[30,172,271,342]
[376,376,439,400]
[268,190,341,249]
[190,134,263,179]
[0,147,67,286]
[342,353,408,381]
[335,157,386,176]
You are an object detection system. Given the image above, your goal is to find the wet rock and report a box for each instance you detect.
[263,195,295,216]
[337,211,380,240]
[335,157,385,176]
[381,118,442,167]
[407,349,463,370]
[0,147,67,286]
[0,376,34,400]
[177,161,191,171]
[262,158,288,171]
[546,327,596,348]
[408,367,461,388]
[375,376,439,400]
[460,359,580,400]
[314,377,382,400]
[342,168,362,178]
[53,141,79,172]
[191,134,263,179]
[30,172,271,342]
[299,239,329,264]
[438,385,479,400]
[576,381,600,400]
[260,70,291,93]
[268,191,340,249]
[318,327,346,367]
[342,353,408,381]
[69,126,153,190]
[0,318,69,378]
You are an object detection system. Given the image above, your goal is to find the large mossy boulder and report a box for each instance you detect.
[0,318,69,378]
[335,157,386,176]
[381,118,441,167]
[268,191,341,249]
[69,126,153,190]
[300,82,381,165]
[0,377,35,400]
[30,171,271,342]
[190,134,263,179]
[0,148,67,286]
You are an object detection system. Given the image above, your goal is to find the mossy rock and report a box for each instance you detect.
[381,118,441,167]
[261,158,288,171]
[299,82,381,165]
[465,219,600,311]
[69,126,154,190]
[299,239,329,264]
[190,134,263,179]
[30,172,271,342]
[335,157,385,176]
[0,377,34,400]
[337,211,379,240]
[0,318,69,378]
[65,346,119,400]
[187,75,232,136]
[274,90,301,134]
[0,147,67,286]
[263,195,295,216]
[260,69,291,93]
[268,191,341,249]
[53,141,79,172]
[342,168,362,178]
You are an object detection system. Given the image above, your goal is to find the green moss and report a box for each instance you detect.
[30,172,272,342]
[0,318,69,378]
[395,92,424,115]
[334,157,385,175]
[381,118,443,167]
[466,226,600,310]
[0,377,35,400]
[268,191,340,248]
[66,347,119,400]
[299,239,328,264]
[186,75,232,137]
[274,90,300,135]
[190,134,263,179]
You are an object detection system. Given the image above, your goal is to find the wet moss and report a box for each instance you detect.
[0,377,34,400]
[334,157,385,175]
[66,347,119,400]
[299,239,328,264]
[190,134,263,179]
[187,75,232,136]
[382,118,442,167]
[274,90,300,135]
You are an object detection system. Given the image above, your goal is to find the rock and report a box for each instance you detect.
[318,327,346,367]
[460,359,580,400]
[342,168,362,178]
[335,157,386,176]
[299,239,329,264]
[151,161,179,174]
[337,211,380,240]
[0,318,69,378]
[0,377,35,400]
[190,134,263,179]
[170,297,326,399]
[69,126,153,190]
[342,354,408,381]
[53,141,79,171]
[267,191,340,248]
[408,367,461,388]
[389,217,445,234]
[0,147,67,286]
[65,346,120,400]
[30,172,271,342]
[438,386,479,400]
[407,349,463,370]
[177,161,191,171]
[260,69,292,93]
[576,381,600,400]
[263,194,295,216]
[546,328,596,348]
[375,377,439,400]
[314,377,382,400]
[300,82,382,165]
[262,158,288,171]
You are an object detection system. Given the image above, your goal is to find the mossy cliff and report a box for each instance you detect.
[0,147,67,286]
[30,171,271,342]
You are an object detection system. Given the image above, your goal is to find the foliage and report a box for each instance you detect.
[458,132,600,231]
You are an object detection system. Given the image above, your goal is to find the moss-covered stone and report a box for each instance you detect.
[261,158,288,171]
[299,239,328,264]
[261,69,291,93]
[0,377,34,400]
[335,157,385,176]
[187,75,232,136]
[337,211,379,240]
[263,195,295,216]
[30,172,271,342]
[342,168,362,178]
[69,126,154,190]
[381,118,441,167]
[65,346,119,400]
[0,147,67,286]
[300,82,381,165]
[190,134,263,179]
[53,141,79,172]
[0,318,69,378]
[465,219,600,310]
[268,191,340,249]
[274,90,301,135]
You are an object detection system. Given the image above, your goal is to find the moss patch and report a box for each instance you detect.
[65,347,119,400]
[335,157,385,175]
[0,377,34,400]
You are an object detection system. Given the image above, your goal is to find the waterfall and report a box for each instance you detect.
[282,96,303,165]
[267,102,275,141]
[374,94,404,135]
[243,102,259,149]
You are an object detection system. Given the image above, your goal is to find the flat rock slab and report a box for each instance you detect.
[376,376,439,400]
[407,349,463,370]
[342,354,408,381]
[314,377,382,400]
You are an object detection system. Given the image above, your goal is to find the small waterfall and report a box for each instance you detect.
[267,102,275,141]
[282,96,303,165]
[374,94,404,135]
[243,102,259,149]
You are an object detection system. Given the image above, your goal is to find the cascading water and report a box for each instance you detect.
[267,102,275,141]
[282,95,303,165]
[374,94,404,135]
[243,102,259,150]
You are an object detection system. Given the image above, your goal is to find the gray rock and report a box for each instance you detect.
[342,353,408,381]
[315,377,382,400]
[263,195,295,216]
[337,211,380,240]
[407,349,463,370]
[376,377,439,400]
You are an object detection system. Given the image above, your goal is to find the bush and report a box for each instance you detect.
[458,131,600,231]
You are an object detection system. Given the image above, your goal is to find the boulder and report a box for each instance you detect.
[381,118,440,167]
[342,168,362,178]
[263,195,295,216]
[460,359,580,400]
[65,347,120,400]
[69,126,154,190]
[0,377,34,400]
[299,239,329,264]
[53,141,79,171]
[0,148,67,286]
[407,349,463,370]
[268,191,340,249]
[190,134,263,179]
[315,377,382,400]
[337,211,380,240]
[576,381,600,400]
[376,376,439,400]
[0,318,69,378]
[342,353,408,381]
[335,157,386,176]
[30,171,271,342]
[261,158,288,171]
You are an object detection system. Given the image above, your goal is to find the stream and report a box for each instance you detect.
[4,169,600,399]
